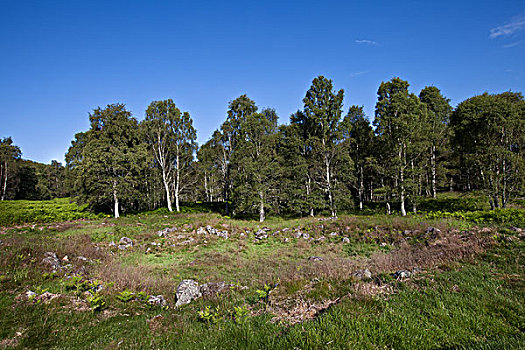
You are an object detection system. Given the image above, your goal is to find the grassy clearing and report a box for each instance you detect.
[0,196,524,349]
[0,198,103,226]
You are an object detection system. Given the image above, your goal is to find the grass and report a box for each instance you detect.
[0,193,524,349]
[0,198,103,226]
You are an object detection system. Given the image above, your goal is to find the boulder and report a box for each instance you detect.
[353,268,372,280]
[175,280,202,307]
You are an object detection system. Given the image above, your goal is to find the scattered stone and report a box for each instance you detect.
[0,239,3,245]
[353,268,372,280]
[42,252,61,271]
[394,270,412,280]
[308,256,323,262]
[426,227,441,235]
[109,241,116,247]
[26,290,36,299]
[380,242,387,247]
[157,227,177,237]
[282,228,290,232]
[240,232,246,237]
[329,232,338,237]
[62,255,70,262]
[283,238,289,243]
[294,232,303,239]
[148,295,167,307]
[197,225,229,239]
[175,280,202,307]
[403,230,412,235]
[199,281,235,297]
[342,237,350,244]
[37,291,60,303]
[255,228,270,240]
[76,256,88,261]
[177,237,195,245]
[302,233,310,240]
[119,237,133,246]
[509,227,523,233]
[316,236,326,242]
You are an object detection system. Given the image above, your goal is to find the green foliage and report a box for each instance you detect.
[62,275,89,296]
[232,305,250,324]
[116,289,135,303]
[198,306,221,323]
[425,208,525,226]
[255,283,273,302]
[86,292,106,312]
[0,197,102,226]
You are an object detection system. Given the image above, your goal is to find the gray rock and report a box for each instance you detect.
[175,280,202,307]
[196,227,207,235]
[148,295,167,307]
[199,281,234,297]
[425,227,441,235]
[216,230,229,239]
[308,256,323,262]
[342,237,350,244]
[157,227,177,237]
[119,237,133,247]
[118,245,129,250]
[394,270,412,279]
[353,268,372,280]
[42,252,61,270]
[294,232,302,239]
[302,233,310,239]
[316,236,326,242]
[329,232,338,237]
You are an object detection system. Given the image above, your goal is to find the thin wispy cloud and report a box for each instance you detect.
[489,15,525,38]
[503,40,523,48]
[349,70,369,78]
[355,39,378,45]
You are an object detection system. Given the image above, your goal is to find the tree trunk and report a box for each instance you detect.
[399,147,406,217]
[162,170,173,212]
[431,145,437,199]
[259,191,265,222]
[1,161,7,201]
[113,182,120,218]
[359,165,364,210]
[175,153,180,212]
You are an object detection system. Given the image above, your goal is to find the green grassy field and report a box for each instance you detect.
[0,196,524,349]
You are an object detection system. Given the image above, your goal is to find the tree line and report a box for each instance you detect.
[2,76,524,220]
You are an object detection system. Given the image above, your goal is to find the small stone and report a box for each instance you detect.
[283,238,289,243]
[26,290,36,299]
[119,237,133,247]
[394,270,412,279]
[308,256,323,262]
[302,233,310,239]
[148,295,167,307]
[353,268,372,280]
[109,241,116,247]
[342,237,350,244]
[196,227,207,235]
[316,236,326,242]
[294,232,303,239]
[329,232,338,237]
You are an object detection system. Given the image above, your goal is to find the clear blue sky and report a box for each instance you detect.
[1,0,524,164]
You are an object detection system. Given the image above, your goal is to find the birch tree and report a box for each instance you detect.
[143,99,197,212]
